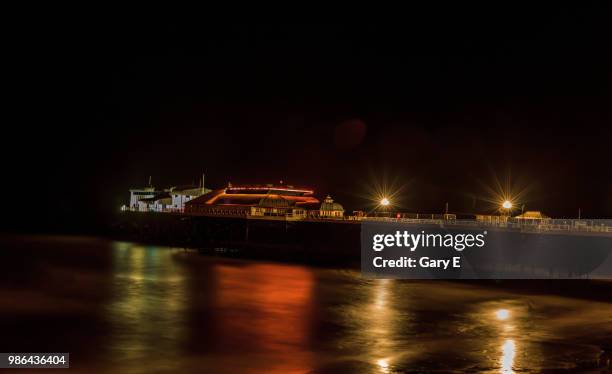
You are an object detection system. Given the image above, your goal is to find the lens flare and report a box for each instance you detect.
[352,168,411,214]
[477,170,533,215]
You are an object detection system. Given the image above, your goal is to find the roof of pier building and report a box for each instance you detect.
[258,195,293,208]
[514,211,549,220]
[185,184,320,207]
[139,194,172,205]
[320,195,344,212]
[168,185,212,196]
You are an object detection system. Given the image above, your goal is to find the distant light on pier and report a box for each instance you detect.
[380,197,390,206]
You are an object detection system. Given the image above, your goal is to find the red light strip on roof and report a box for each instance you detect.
[203,192,319,205]
[226,186,314,194]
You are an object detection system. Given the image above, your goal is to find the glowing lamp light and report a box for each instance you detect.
[380,197,390,206]
[502,200,512,210]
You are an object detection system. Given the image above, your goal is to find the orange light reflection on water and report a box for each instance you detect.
[213,263,315,373]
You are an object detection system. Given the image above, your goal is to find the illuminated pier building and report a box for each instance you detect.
[169,185,212,211]
[129,186,163,211]
[319,195,345,218]
[175,183,344,220]
[185,184,322,219]
[166,176,211,211]
[138,193,172,212]
[127,175,211,212]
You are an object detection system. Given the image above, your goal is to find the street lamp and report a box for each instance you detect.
[380,197,390,206]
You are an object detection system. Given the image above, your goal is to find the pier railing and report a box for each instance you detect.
[122,208,612,234]
[361,217,612,234]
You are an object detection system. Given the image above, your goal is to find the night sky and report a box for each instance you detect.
[5,9,612,232]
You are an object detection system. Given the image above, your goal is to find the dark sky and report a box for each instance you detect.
[5,9,612,232]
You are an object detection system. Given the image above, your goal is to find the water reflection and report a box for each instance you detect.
[106,242,188,369]
[210,263,315,372]
[494,306,518,374]
[105,243,318,372]
[470,300,534,373]
[369,279,395,372]
[377,358,390,373]
[335,277,410,372]
[501,339,516,374]
[496,309,510,321]
[2,237,610,372]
